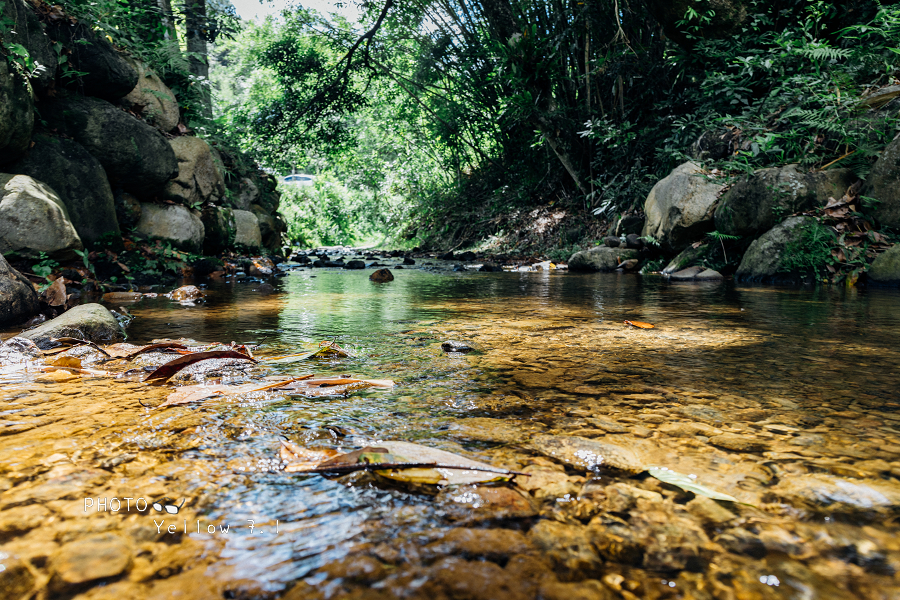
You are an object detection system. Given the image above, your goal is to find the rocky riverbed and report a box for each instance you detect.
[1,267,899,600]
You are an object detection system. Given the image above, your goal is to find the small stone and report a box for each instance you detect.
[441,340,476,353]
[767,473,900,513]
[686,496,737,525]
[167,285,203,301]
[529,520,602,579]
[257,283,275,295]
[425,528,532,562]
[319,555,386,583]
[716,528,767,558]
[709,433,770,452]
[604,236,620,248]
[52,533,132,585]
[659,421,721,438]
[625,233,643,249]
[0,555,35,598]
[344,260,365,269]
[403,257,416,265]
[586,419,629,433]
[0,504,51,539]
[369,268,394,283]
[528,435,644,474]
[604,483,663,513]
[619,393,666,404]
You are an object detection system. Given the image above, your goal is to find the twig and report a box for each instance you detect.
[296,462,530,477]
[818,150,856,171]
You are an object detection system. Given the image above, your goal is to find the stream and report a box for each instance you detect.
[2,261,900,600]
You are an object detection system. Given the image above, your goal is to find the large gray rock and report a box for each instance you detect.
[568,246,638,272]
[43,95,177,196]
[21,303,124,349]
[120,57,180,133]
[231,177,259,210]
[863,134,900,229]
[642,162,723,252]
[0,0,56,91]
[715,165,855,237]
[200,206,235,255]
[233,209,261,250]
[0,174,83,258]
[134,203,204,253]
[163,136,226,207]
[662,244,707,274]
[735,216,821,283]
[250,204,279,250]
[9,134,120,246]
[0,60,33,165]
[0,252,39,326]
[48,22,138,100]
[868,244,900,286]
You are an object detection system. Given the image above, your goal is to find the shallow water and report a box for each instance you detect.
[2,265,900,600]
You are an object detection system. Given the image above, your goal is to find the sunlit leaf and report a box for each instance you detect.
[624,320,655,329]
[158,376,314,408]
[647,467,738,502]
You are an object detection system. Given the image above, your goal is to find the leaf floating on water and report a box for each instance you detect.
[624,320,655,329]
[285,441,522,486]
[278,377,394,398]
[267,341,354,363]
[144,350,258,384]
[48,355,82,369]
[280,440,341,472]
[647,467,738,502]
[101,291,143,303]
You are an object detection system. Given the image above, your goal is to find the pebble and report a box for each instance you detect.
[52,533,132,585]
[528,435,644,474]
[709,433,770,452]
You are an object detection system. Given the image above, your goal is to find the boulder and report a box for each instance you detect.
[370,268,394,283]
[695,268,724,280]
[232,209,261,250]
[613,213,644,236]
[0,174,83,258]
[0,0,56,91]
[114,191,142,229]
[715,165,855,236]
[568,247,639,272]
[642,162,723,252]
[201,206,236,255]
[0,59,33,165]
[868,244,900,286]
[250,204,279,250]
[231,177,259,210]
[120,57,180,132]
[42,95,177,196]
[48,22,138,100]
[669,266,705,280]
[662,244,707,274]
[0,252,39,326]
[21,303,124,348]
[134,203,204,253]
[10,134,120,246]
[863,134,900,229]
[164,136,226,207]
[735,216,820,283]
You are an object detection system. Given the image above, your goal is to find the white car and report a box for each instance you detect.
[282,174,315,186]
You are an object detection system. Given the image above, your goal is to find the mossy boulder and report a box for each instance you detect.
[48,22,138,100]
[568,247,639,272]
[863,134,900,229]
[120,57,180,133]
[10,134,120,246]
[868,244,900,286]
[735,216,827,283]
[233,209,262,250]
[201,206,236,255]
[21,303,124,349]
[0,60,33,165]
[715,165,855,237]
[43,95,177,197]
[0,0,56,92]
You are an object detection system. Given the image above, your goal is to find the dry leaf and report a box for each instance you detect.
[624,321,655,329]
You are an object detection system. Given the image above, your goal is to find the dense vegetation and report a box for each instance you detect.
[21,0,899,252]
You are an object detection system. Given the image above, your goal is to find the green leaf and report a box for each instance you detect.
[647,467,738,502]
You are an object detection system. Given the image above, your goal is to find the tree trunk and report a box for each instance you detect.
[184,0,211,116]
[156,0,177,41]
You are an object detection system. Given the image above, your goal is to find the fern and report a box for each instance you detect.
[796,44,852,62]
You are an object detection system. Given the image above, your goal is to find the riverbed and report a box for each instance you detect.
[2,264,899,600]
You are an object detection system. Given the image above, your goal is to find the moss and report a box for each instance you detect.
[778,220,833,274]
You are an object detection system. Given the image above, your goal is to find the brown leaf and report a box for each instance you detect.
[159,376,314,408]
[122,342,188,361]
[42,278,66,307]
[624,321,655,329]
[102,292,143,303]
[281,440,341,472]
[144,350,257,384]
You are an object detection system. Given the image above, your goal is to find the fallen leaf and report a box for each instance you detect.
[266,341,355,362]
[624,321,655,329]
[48,355,82,369]
[289,441,521,485]
[144,350,257,384]
[647,467,738,502]
[42,278,66,307]
[122,342,189,361]
[280,440,340,472]
[158,376,314,408]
